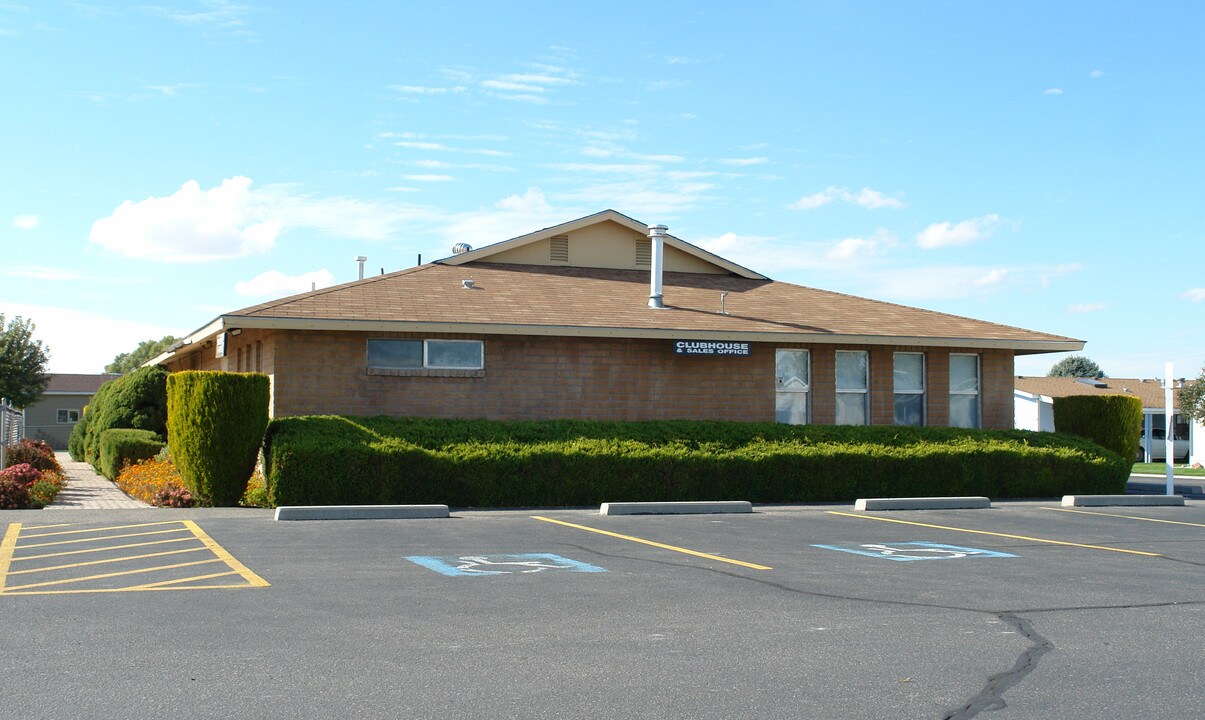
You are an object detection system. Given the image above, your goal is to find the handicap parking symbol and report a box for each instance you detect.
[812,541,1017,561]
[406,553,607,577]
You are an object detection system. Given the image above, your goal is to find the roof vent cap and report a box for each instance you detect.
[462,279,475,289]
[452,242,472,255]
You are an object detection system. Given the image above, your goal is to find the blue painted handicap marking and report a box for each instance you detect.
[812,541,1017,561]
[406,553,606,577]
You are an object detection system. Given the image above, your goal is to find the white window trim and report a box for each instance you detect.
[949,353,981,428]
[775,349,811,425]
[835,350,869,426]
[893,352,926,426]
[56,409,80,424]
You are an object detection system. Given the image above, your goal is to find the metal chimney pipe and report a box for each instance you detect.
[356,255,367,280]
[648,224,667,309]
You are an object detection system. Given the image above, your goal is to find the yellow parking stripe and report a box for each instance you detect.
[0,524,20,593]
[532,515,772,570]
[129,570,241,590]
[183,520,270,587]
[1043,507,1205,528]
[3,558,222,592]
[13,537,197,562]
[827,511,1161,557]
[18,528,191,550]
[18,521,185,538]
[4,546,210,576]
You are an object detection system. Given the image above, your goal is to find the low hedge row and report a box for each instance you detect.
[262,416,1130,507]
[97,428,165,481]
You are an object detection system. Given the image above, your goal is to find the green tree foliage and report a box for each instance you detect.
[1052,394,1143,463]
[105,335,178,375]
[168,371,270,507]
[83,366,169,466]
[1180,366,1205,423]
[1047,355,1106,378]
[0,314,51,408]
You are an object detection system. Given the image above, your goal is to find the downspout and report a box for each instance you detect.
[648,224,667,309]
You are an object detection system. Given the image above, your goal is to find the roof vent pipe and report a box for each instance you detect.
[648,224,667,309]
[356,255,367,280]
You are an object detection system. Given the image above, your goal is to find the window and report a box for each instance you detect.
[893,352,925,426]
[56,409,80,423]
[775,349,810,424]
[367,339,483,370]
[949,354,980,428]
[255,340,263,373]
[835,350,869,425]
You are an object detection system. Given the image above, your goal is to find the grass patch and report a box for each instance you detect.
[1131,462,1205,477]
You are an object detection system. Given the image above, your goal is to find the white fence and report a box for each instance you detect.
[1,398,25,467]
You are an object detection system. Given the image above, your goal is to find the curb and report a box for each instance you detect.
[854,496,991,511]
[274,505,450,521]
[1062,495,1185,507]
[599,501,753,516]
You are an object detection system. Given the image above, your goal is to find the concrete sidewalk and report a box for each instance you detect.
[49,452,151,509]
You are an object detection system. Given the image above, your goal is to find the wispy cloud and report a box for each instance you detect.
[234,269,335,297]
[144,83,204,97]
[438,188,572,250]
[3,265,84,281]
[1181,288,1205,302]
[402,174,454,182]
[12,214,38,229]
[1090,70,1105,78]
[719,157,769,167]
[479,67,578,104]
[145,0,258,40]
[790,186,905,210]
[1044,87,1064,95]
[383,133,511,157]
[1067,302,1107,313]
[916,213,1001,249]
[390,84,466,95]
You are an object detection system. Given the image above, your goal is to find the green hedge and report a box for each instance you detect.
[97,428,165,480]
[262,416,1130,507]
[167,371,270,507]
[84,366,169,467]
[68,407,89,461]
[1052,394,1142,463]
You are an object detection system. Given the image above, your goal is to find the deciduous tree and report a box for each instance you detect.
[105,335,178,374]
[0,314,50,408]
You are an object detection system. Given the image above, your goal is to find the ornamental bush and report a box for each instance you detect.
[4,439,61,474]
[68,409,89,461]
[83,366,168,467]
[97,428,165,481]
[167,371,270,507]
[1052,394,1143,463]
[0,477,30,509]
[0,462,43,487]
[262,416,1130,507]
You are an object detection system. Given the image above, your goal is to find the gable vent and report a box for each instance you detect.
[635,237,651,267]
[549,235,569,263]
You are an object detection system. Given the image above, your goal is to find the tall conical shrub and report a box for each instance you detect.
[1052,394,1142,464]
[167,371,270,506]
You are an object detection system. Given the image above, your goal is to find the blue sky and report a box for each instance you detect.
[3,1,1203,379]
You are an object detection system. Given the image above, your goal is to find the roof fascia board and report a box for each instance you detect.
[228,315,1083,353]
[143,316,227,367]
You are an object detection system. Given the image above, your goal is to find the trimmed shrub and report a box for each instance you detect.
[83,366,169,467]
[1053,394,1142,463]
[167,371,270,506]
[26,477,63,509]
[68,409,89,461]
[97,428,166,481]
[0,463,43,487]
[262,416,1130,507]
[4,439,61,474]
[0,477,30,510]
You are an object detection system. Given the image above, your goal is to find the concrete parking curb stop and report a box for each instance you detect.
[854,496,991,511]
[274,505,451,521]
[599,501,753,516]
[1062,495,1186,507]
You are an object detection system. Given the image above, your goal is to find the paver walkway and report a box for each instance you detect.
[49,452,151,509]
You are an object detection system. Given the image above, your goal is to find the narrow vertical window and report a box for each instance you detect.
[949,354,980,429]
[893,352,925,426]
[255,341,263,373]
[835,350,869,425]
[775,349,810,424]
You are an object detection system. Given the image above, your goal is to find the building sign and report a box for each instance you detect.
[215,332,226,359]
[673,340,751,356]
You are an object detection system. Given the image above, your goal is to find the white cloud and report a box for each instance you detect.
[1090,70,1105,78]
[234,269,335,297]
[549,162,657,174]
[826,237,880,262]
[916,214,1001,249]
[89,176,434,262]
[972,268,1009,286]
[790,186,905,210]
[1045,88,1064,95]
[12,214,38,229]
[439,188,569,250]
[6,303,180,374]
[390,85,466,94]
[719,157,769,166]
[391,139,511,157]
[147,0,257,39]
[1067,302,1107,313]
[402,174,454,182]
[1181,288,1205,302]
[4,266,85,281]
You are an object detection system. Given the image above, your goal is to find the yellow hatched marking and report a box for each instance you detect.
[12,537,197,562]
[129,570,241,590]
[4,558,222,592]
[182,520,270,587]
[18,521,184,539]
[826,511,1161,557]
[4,582,257,596]
[0,524,20,593]
[1043,506,1205,528]
[17,524,73,531]
[532,515,772,570]
[18,528,191,549]
[5,546,210,575]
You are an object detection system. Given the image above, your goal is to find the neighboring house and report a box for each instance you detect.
[1014,376,1201,464]
[23,373,119,450]
[150,210,1082,429]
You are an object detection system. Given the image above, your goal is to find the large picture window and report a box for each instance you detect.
[949,354,980,429]
[368,339,483,370]
[893,352,925,426]
[775,349,810,424]
[835,350,869,425]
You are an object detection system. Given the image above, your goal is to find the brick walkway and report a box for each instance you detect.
[49,452,151,509]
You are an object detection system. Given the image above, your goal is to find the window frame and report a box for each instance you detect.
[367,338,484,371]
[948,353,981,429]
[835,350,870,426]
[774,349,810,425]
[893,352,926,427]
[56,409,80,424]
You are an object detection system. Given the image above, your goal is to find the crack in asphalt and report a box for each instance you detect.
[942,613,1053,719]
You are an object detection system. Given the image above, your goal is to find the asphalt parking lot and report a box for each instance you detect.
[3,501,1204,719]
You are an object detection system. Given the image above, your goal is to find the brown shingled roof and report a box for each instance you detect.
[225,262,1080,351]
[1014,376,1192,409]
[44,373,119,394]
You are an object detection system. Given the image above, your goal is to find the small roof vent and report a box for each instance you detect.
[452,242,473,255]
[462,279,475,289]
[549,235,569,263]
